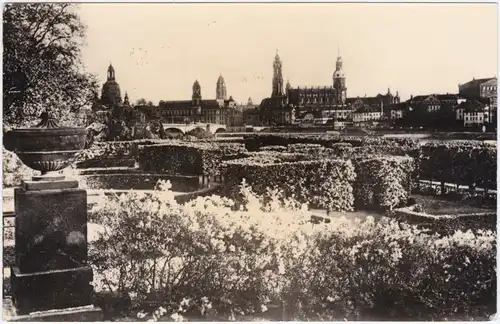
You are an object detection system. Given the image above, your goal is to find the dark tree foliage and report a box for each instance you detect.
[3,3,99,128]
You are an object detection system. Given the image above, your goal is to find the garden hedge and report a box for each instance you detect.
[244,133,342,151]
[244,133,419,151]
[75,139,165,168]
[259,143,354,160]
[138,142,247,178]
[352,155,414,211]
[419,141,497,192]
[225,155,356,212]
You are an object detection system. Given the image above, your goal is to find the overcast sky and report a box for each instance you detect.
[79,3,498,105]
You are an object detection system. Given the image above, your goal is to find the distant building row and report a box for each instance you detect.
[257,51,497,129]
[92,64,247,127]
[91,58,497,131]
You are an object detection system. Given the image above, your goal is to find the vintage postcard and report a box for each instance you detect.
[2,2,497,322]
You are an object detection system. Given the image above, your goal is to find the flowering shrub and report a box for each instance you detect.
[352,156,414,211]
[225,156,355,212]
[89,182,496,321]
[283,219,496,321]
[89,180,313,320]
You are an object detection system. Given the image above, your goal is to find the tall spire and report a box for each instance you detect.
[333,50,347,105]
[216,74,227,100]
[272,51,284,97]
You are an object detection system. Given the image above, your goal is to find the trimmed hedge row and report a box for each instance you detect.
[392,207,496,235]
[244,133,342,151]
[420,141,497,191]
[137,142,248,177]
[259,143,354,159]
[75,139,165,168]
[352,155,414,211]
[244,133,419,151]
[225,157,356,212]
[225,152,414,212]
[80,172,201,192]
[245,135,497,194]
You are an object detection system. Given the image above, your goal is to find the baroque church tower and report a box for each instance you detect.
[272,50,284,97]
[192,80,202,104]
[332,50,347,105]
[101,63,122,108]
[216,74,227,100]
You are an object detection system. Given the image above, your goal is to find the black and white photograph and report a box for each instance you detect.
[2,2,498,322]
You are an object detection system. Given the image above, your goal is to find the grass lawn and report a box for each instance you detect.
[412,194,495,215]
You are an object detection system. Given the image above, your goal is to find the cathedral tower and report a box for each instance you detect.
[192,80,202,104]
[332,51,347,104]
[216,74,227,100]
[272,50,284,97]
[101,63,122,108]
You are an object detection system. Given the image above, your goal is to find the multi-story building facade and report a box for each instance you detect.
[158,77,236,125]
[386,102,407,120]
[407,93,466,113]
[259,51,405,126]
[352,105,383,124]
[347,88,400,113]
[260,50,353,125]
[243,107,265,126]
[456,99,492,127]
[287,55,347,109]
[459,77,497,109]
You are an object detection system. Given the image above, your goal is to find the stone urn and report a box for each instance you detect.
[5,112,102,319]
[4,112,87,180]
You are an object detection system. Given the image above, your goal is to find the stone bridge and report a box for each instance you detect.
[161,123,227,135]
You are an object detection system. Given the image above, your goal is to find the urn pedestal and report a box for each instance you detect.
[3,113,103,321]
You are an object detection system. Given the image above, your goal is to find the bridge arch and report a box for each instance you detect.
[185,126,208,137]
[164,127,184,135]
[214,127,226,134]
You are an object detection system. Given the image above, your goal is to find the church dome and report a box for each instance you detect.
[101,64,122,108]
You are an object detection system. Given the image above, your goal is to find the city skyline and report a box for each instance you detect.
[80,3,497,105]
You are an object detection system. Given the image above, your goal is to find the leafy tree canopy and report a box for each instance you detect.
[3,3,99,129]
[136,98,154,107]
